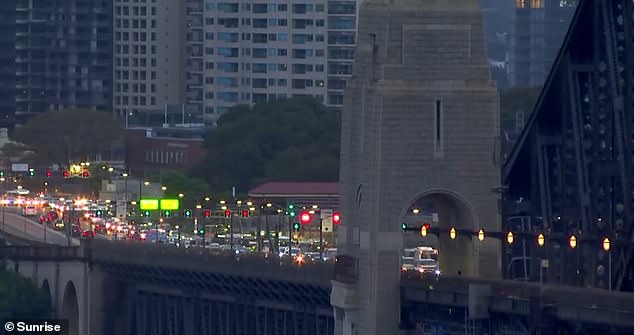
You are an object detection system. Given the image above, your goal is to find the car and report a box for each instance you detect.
[22,206,38,216]
[81,230,96,239]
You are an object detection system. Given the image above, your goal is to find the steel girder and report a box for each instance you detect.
[503,0,634,291]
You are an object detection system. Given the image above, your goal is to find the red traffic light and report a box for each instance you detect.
[241,209,249,218]
[204,209,211,218]
[333,212,340,224]
[224,210,231,218]
[423,223,431,230]
[62,170,69,178]
[45,170,51,178]
[300,212,312,224]
[82,171,89,178]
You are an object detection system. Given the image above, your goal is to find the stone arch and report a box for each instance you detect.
[40,279,52,308]
[400,188,480,277]
[61,281,79,335]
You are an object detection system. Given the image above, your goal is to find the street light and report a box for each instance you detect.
[537,233,545,247]
[478,229,485,242]
[506,231,514,244]
[449,227,456,240]
[569,235,577,249]
[178,193,184,198]
[603,237,612,290]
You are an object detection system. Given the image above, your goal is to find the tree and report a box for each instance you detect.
[12,109,124,166]
[194,97,340,193]
[152,171,210,205]
[500,86,542,133]
[0,265,50,320]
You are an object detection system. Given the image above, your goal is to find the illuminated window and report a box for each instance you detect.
[515,0,526,8]
[531,0,543,8]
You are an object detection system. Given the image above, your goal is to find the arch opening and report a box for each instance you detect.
[401,190,478,277]
[40,279,52,308]
[61,281,79,335]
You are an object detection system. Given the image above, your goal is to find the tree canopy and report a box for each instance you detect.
[0,265,50,320]
[194,97,340,194]
[152,171,211,204]
[12,108,124,166]
[500,86,542,132]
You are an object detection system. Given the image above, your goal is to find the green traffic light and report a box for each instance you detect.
[144,210,150,217]
[199,229,204,235]
[184,209,192,218]
[401,223,407,231]
[164,210,171,217]
[293,222,300,230]
[289,211,296,217]
[288,204,294,210]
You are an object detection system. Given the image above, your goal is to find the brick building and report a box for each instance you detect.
[125,126,207,178]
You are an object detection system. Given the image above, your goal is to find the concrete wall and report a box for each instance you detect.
[8,259,91,335]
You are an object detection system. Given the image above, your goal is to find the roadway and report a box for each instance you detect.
[0,209,78,246]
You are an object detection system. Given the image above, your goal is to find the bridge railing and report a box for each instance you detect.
[333,255,357,284]
[0,245,82,260]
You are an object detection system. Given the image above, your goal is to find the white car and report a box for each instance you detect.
[22,206,38,216]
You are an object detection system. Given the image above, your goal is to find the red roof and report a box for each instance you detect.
[248,182,339,197]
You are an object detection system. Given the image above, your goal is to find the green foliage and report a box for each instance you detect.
[153,171,210,205]
[12,108,124,165]
[0,266,50,320]
[500,86,542,131]
[194,97,340,193]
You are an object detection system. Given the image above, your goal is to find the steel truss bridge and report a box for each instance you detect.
[503,0,634,291]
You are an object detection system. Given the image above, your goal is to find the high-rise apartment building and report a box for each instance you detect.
[326,0,356,108]
[508,0,576,87]
[197,0,357,122]
[13,0,113,126]
[113,0,187,125]
[0,1,16,129]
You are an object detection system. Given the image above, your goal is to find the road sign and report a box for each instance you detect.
[116,200,127,219]
[11,163,28,172]
[320,209,333,219]
[160,199,180,210]
[322,217,333,232]
[139,199,159,210]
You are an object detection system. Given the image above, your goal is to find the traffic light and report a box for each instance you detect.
[288,204,296,217]
[224,210,231,218]
[29,169,35,177]
[204,209,211,218]
[95,209,103,217]
[0,171,4,177]
[141,210,150,217]
[300,212,311,224]
[62,170,69,178]
[82,170,89,178]
[333,212,340,224]
[163,210,171,217]
[293,222,300,231]
[45,170,52,178]
[184,209,192,218]
[198,228,205,235]
[421,223,429,237]
[401,223,407,231]
[241,209,249,218]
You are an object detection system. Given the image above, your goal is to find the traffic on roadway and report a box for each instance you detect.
[0,190,337,265]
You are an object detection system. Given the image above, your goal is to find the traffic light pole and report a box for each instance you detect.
[319,218,323,261]
[229,215,234,251]
[288,218,293,254]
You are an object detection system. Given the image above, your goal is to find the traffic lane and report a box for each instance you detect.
[1,212,78,245]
